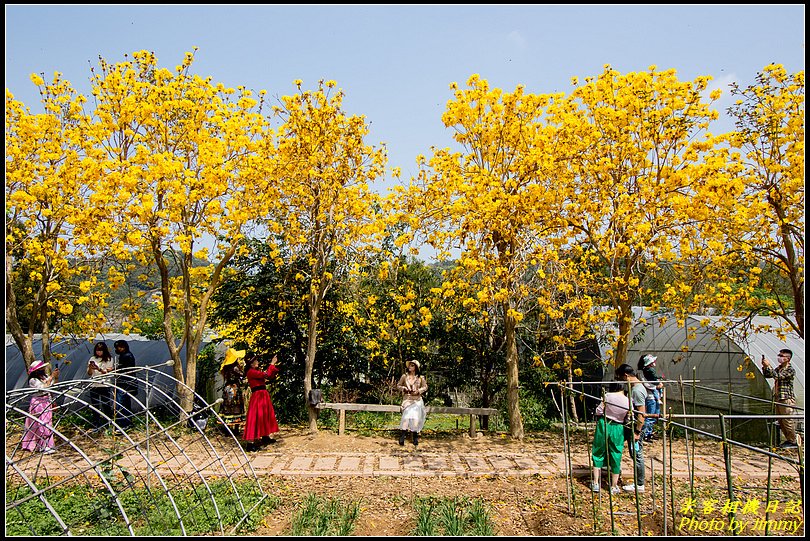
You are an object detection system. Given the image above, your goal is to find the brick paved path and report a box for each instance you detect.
[12,433,800,481]
[241,446,800,479]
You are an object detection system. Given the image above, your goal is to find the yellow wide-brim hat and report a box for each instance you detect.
[221,348,246,370]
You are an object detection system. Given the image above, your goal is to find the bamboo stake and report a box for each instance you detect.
[662,387,668,535]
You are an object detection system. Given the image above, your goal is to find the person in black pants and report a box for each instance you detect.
[114,339,138,428]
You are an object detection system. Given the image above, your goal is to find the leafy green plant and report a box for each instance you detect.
[316,407,338,429]
[467,498,494,536]
[438,498,466,535]
[516,389,553,431]
[413,498,438,535]
[288,493,361,536]
[412,496,495,536]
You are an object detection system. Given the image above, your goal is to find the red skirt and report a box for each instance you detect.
[243,389,278,441]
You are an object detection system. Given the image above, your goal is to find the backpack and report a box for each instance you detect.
[308,389,323,406]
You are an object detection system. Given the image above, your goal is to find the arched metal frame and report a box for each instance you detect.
[5,362,266,536]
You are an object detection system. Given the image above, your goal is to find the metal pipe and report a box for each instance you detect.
[719,414,737,536]
[560,385,573,513]
[682,383,805,410]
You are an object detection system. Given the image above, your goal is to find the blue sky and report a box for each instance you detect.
[7,5,805,174]
[5,5,806,257]
[7,4,805,176]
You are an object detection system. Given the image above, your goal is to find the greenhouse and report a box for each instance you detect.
[5,334,212,409]
[622,312,804,442]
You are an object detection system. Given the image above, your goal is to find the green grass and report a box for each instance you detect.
[412,496,495,536]
[5,479,277,536]
[323,411,494,436]
[424,413,475,431]
[288,493,360,536]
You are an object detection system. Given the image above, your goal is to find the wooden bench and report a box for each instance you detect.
[314,402,498,437]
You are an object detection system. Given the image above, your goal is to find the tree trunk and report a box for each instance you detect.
[151,237,190,414]
[779,221,804,338]
[182,243,236,413]
[305,303,320,433]
[614,300,634,368]
[504,308,524,440]
[480,316,499,431]
[163,304,191,413]
[480,356,493,431]
[793,284,805,339]
[184,339,200,413]
[41,318,51,366]
[5,276,36,368]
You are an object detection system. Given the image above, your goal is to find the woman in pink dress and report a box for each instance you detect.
[21,360,60,454]
[242,355,280,451]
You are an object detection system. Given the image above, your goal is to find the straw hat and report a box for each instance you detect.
[407,360,420,370]
[28,360,47,374]
[220,348,246,370]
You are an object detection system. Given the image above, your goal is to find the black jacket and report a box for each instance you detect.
[116,351,138,393]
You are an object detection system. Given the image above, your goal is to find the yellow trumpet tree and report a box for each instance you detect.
[83,49,276,411]
[269,80,387,432]
[723,64,804,338]
[346,257,440,368]
[400,75,578,439]
[5,76,111,368]
[560,65,725,367]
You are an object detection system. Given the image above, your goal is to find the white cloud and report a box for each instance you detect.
[705,73,740,132]
[707,73,738,101]
[507,30,527,50]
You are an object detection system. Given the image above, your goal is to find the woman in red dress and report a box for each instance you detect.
[242,354,280,451]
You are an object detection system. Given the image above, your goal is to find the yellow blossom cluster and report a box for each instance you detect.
[6,52,802,410]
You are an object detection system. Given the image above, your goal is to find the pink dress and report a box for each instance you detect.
[243,365,279,441]
[21,377,55,451]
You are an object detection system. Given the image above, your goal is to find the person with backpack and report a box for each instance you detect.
[637,354,663,442]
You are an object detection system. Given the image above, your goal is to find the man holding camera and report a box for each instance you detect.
[762,349,798,449]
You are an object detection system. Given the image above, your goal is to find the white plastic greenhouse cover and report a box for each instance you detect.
[623,312,804,414]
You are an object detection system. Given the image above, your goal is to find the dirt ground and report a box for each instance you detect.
[248,427,805,536]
